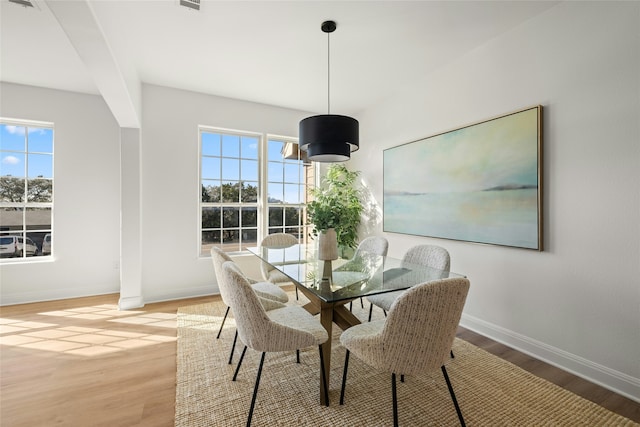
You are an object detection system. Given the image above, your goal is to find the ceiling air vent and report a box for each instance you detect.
[9,0,35,7]
[179,0,200,11]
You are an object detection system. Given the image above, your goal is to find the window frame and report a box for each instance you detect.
[264,134,314,243]
[198,127,315,256]
[0,118,54,262]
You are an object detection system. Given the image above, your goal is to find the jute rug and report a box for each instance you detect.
[176,293,637,426]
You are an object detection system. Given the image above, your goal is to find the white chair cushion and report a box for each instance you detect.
[251,281,288,303]
[266,305,329,345]
[266,269,293,284]
[367,245,450,312]
[366,290,403,312]
[223,261,328,353]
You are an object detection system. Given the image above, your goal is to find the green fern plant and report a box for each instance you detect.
[307,164,363,251]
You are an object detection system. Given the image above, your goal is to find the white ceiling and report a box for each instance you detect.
[1,0,558,121]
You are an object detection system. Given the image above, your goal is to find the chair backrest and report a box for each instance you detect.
[402,244,450,272]
[211,247,234,305]
[221,261,271,349]
[342,236,389,276]
[353,236,389,258]
[260,233,299,280]
[261,233,299,247]
[381,277,470,376]
[222,261,318,352]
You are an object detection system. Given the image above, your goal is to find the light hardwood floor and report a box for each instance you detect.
[1,293,638,426]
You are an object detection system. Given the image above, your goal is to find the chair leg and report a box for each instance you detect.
[319,345,329,407]
[228,330,238,364]
[368,303,374,322]
[233,346,248,381]
[246,352,266,427]
[441,366,465,427]
[383,309,387,317]
[217,306,230,339]
[349,301,353,312]
[391,373,399,427]
[360,297,364,309]
[296,349,300,363]
[400,374,404,383]
[295,286,299,300]
[451,350,455,359]
[340,349,350,405]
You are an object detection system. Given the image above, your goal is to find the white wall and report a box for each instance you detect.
[139,84,310,302]
[0,83,121,304]
[349,2,639,400]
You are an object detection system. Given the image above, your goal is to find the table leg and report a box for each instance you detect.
[301,302,320,316]
[296,284,321,315]
[333,304,361,330]
[319,305,333,406]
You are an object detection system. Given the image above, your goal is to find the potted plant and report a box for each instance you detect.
[307,164,363,259]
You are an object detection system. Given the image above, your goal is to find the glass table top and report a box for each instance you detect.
[248,244,465,303]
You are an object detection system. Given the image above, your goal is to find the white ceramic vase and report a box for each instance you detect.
[317,228,338,261]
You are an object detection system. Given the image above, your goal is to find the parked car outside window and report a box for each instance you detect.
[0,236,39,258]
[42,233,52,256]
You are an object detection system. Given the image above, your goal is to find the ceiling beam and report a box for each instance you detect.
[44,0,140,128]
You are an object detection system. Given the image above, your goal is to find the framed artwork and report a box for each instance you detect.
[383,105,543,250]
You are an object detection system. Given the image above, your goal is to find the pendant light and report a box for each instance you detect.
[299,20,359,162]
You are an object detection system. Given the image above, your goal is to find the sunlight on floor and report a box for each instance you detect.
[0,303,177,357]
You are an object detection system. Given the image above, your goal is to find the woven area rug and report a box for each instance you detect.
[176,293,637,426]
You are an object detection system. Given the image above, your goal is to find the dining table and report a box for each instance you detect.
[248,243,465,406]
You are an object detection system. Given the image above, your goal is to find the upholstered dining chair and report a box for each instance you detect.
[210,247,288,364]
[340,277,470,427]
[260,232,300,299]
[353,236,389,259]
[366,244,450,321]
[221,261,330,426]
[348,236,389,311]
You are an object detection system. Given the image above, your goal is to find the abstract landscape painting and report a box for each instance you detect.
[384,106,543,250]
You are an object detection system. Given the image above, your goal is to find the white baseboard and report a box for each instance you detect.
[460,313,640,403]
[0,283,216,309]
[0,285,119,306]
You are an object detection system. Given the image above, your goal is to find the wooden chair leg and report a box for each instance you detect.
[233,346,248,381]
[340,349,350,405]
[228,330,238,364]
[217,306,230,339]
[392,373,399,427]
[442,366,465,427]
[246,352,266,427]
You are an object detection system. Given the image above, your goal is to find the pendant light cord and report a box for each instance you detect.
[327,30,331,115]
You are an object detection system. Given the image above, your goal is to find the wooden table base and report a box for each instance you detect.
[297,283,361,406]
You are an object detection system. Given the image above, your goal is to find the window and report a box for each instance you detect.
[0,119,53,260]
[199,128,314,255]
[266,136,314,240]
